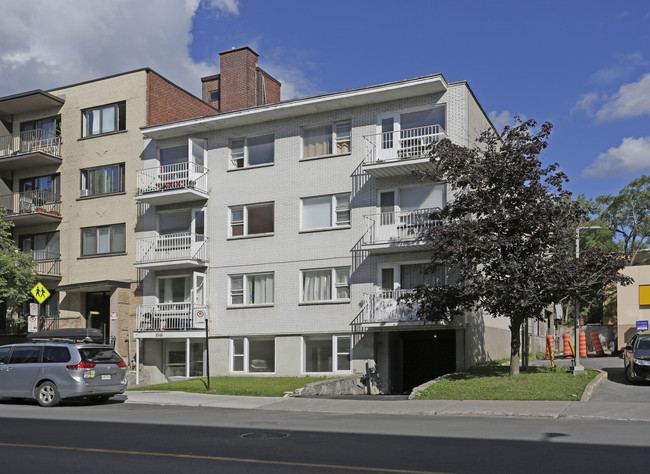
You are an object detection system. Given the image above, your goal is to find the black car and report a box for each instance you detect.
[623,334,650,383]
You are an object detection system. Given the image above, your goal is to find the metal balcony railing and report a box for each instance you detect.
[0,190,61,217]
[364,124,446,164]
[0,129,62,158]
[135,233,208,264]
[136,162,208,196]
[363,208,438,245]
[136,303,206,331]
[30,251,61,277]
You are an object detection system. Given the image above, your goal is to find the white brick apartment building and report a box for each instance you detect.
[133,47,511,393]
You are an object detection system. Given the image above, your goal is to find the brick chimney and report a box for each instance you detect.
[201,46,281,113]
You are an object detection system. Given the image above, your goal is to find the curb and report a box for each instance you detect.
[580,368,607,402]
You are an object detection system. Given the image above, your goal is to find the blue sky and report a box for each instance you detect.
[1,0,649,200]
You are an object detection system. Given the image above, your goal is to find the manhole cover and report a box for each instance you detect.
[241,432,289,440]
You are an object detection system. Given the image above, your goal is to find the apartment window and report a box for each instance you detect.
[302,120,351,158]
[20,116,60,136]
[209,90,220,102]
[229,133,274,169]
[229,203,274,237]
[301,193,350,230]
[19,232,60,260]
[81,223,126,256]
[301,267,350,302]
[158,275,191,303]
[304,335,351,373]
[399,264,457,289]
[82,101,126,137]
[229,273,274,306]
[80,163,125,197]
[231,337,275,373]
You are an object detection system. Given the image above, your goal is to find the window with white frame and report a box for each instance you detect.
[81,223,126,256]
[301,193,350,230]
[229,203,274,237]
[157,275,191,303]
[304,335,351,373]
[301,267,350,302]
[231,337,275,373]
[80,163,125,197]
[82,101,126,137]
[229,273,274,306]
[229,133,274,169]
[302,120,351,158]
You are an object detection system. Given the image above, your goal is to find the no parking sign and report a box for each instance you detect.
[28,315,39,333]
[194,308,206,328]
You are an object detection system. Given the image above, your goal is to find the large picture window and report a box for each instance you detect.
[229,133,274,169]
[81,223,126,256]
[229,203,274,237]
[80,163,124,197]
[301,193,350,230]
[304,335,351,373]
[301,267,350,302]
[82,101,126,137]
[231,337,275,373]
[229,273,274,306]
[302,121,351,158]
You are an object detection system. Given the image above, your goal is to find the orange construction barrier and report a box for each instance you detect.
[545,333,555,359]
[563,332,573,358]
[579,331,588,358]
[590,332,605,356]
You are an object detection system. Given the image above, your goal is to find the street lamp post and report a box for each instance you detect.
[573,225,600,372]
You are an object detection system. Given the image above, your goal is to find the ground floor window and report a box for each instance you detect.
[162,339,204,378]
[231,337,275,373]
[304,335,351,373]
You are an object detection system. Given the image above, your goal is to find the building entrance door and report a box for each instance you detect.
[86,291,111,344]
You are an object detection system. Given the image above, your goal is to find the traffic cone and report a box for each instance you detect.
[590,332,605,356]
[579,331,588,358]
[563,332,572,358]
[545,333,555,359]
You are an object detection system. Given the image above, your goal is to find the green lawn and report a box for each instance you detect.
[128,376,327,397]
[414,362,598,401]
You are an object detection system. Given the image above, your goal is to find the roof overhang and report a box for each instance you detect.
[142,74,448,140]
[57,280,132,293]
[0,90,65,122]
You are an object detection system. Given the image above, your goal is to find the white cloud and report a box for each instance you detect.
[582,136,650,177]
[488,111,529,132]
[591,53,645,83]
[573,73,650,122]
[0,0,240,98]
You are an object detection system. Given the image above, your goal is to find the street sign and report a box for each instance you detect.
[194,308,206,328]
[28,315,38,333]
[637,320,649,332]
[29,303,39,316]
[31,282,50,304]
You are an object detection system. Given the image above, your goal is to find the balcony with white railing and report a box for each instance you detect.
[0,190,62,226]
[135,162,209,205]
[135,233,208,270]
[361,208,437,253]
[352,289,466,328]
[135,303,207,332]
[0,129,62,171]
[30,250,62,280]
[363,125,446,178]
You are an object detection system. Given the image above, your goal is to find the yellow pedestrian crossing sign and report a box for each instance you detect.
[31,282,50,304]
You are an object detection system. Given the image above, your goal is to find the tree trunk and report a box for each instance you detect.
[509,318,522,376]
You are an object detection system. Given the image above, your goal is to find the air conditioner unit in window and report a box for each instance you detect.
[80,189,90,197]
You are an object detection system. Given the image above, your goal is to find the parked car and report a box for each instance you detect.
[0,329,128,407]
[623,333,650,383]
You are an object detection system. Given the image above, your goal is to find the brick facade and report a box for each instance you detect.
[147,71,216,126]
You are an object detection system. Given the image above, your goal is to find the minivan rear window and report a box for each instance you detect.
[79,348,123,364]
[43,346,71,363]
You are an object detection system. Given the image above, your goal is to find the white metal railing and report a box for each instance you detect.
[0,190,61,217]
[135,233,207,264]
[29,251,61,276]
[0,129,61,158]
[358,289,464,325]
[136,303,206,331]
[364,124,446,164]
[136,162,208,196]
[363,208,438,245]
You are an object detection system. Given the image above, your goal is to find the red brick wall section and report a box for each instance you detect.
[202,76,220,110]
[219,47,259,112]
[257,70,281,105]
[147,72,216,126]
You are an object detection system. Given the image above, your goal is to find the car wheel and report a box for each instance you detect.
[35,381,60,407]
[626,364,636,384]
[89,395,111,404]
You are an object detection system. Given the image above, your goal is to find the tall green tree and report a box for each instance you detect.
[595,174,650,265]
[401,119,631,375]
[0,208,37,309]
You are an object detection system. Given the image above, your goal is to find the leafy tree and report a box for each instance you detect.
[595,175,650,265]
[0,208,37,309]
[401,119,631,376]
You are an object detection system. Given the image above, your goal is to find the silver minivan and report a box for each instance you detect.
[0,331,128,407]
